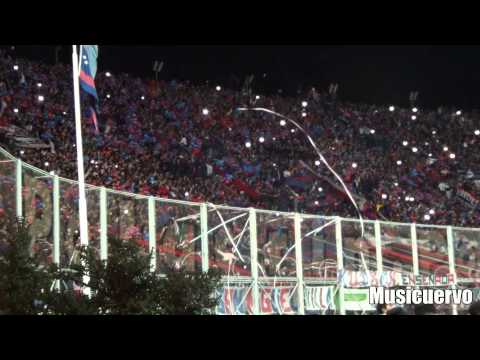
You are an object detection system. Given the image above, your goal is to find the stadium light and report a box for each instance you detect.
[302,101,308,108]
[424,214,431,221]
[318,187,323,192]
[412,147,418,153]
[389,106,395,112]
[202,108,209,116]
[352,163,358,169]
[106,72,111,77]
[315,160,321,166]
[402,141,408,146]
[475,130,480,136]
[449,153,456,159]
[397,160,402,166]
[13,108,19,113]
[280,120,286,127]
[245,141,252,148]
[13,65,19,71]
[216,86,221,91]
[38,95,44,102]
[412,107,418,113]
[259,137,265,143]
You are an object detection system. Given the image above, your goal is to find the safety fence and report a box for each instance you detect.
[0,146,479,315]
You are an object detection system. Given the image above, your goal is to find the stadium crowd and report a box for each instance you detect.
[1,47,480,230]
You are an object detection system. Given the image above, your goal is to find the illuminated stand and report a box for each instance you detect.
[3,146,478,315]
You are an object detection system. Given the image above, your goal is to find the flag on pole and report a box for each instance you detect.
[79,45,99,101]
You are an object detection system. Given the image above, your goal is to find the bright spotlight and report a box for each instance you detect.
[424,214,431,221]
[456,110,462,116]
[370,129,376,134]
[397,160,402,166]
[184,192,189,197]
[429,209,435,215]
[38,95,44,102]
[475,130,480,136]
[315,160,321,166]
[389,106,395,112]
[280,120,286,127]
[13,65,19,71]
[302,101,308,108]
[318,187,323,192]
[216,86,221,91]
[443,146,449,152]
[382,194,388,200]
[411,115,417,120]
[202,108,209,116]
[315,201,319,206]
[412,107,418,113]
[259,137,265,143]
[412,147,418,153]
[449,153,456,159]
[255,95,260,100]
[123,209,129,215]
[352,163,358,169]
[402,141,408,146]
[302,112,307,117]
[106,72,111,77]
[106,94,111,99]
[13,108,19,113]
[44,162,49,167]
[245,141,252,148]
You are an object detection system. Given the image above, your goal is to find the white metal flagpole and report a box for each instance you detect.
[72,45,89,248]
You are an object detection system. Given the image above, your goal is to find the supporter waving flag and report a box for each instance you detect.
[79,45,99,102]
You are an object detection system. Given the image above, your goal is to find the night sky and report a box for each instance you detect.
[11,45,480,110]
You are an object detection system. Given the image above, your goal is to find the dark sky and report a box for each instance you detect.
[11,45,480,110]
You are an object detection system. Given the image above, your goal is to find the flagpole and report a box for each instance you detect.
[72,45,89,248]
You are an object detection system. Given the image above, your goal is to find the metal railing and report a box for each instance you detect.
[0,146,479,315]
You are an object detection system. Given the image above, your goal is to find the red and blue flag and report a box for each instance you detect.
[79,45,99,102]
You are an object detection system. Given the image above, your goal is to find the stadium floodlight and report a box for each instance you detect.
[424,214,431,221]
[402,141,408,146]
[318,187,323,192]
[389,106,395,112]
[259,136,265,143]
[216,86,221,91]
[382,194,388,200]
[475,130,480,136]
[302,101,308,108]
[449,153,456,159]
[202,108,209,116]
[13,108,19,113]
[412,107,418,113]
[124,209,129,215]
[412,115,417,120]
[38,95,44,102]
[245,141,252,148]
[352,163,358,169]
[315,160,321,166]
[412,147,418,153]
[456,110,462,116]
[443,146,449,152]
[429,209,435,215]
[280,120,286,127]
[106,72,111,77]
[397,160,402,165]
[13,65,19,71]
[44,162,49,167]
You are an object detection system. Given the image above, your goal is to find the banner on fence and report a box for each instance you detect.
[343,288,376,312]
[304,286,335,312]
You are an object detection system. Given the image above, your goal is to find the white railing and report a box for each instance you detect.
[0,146,479,315]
